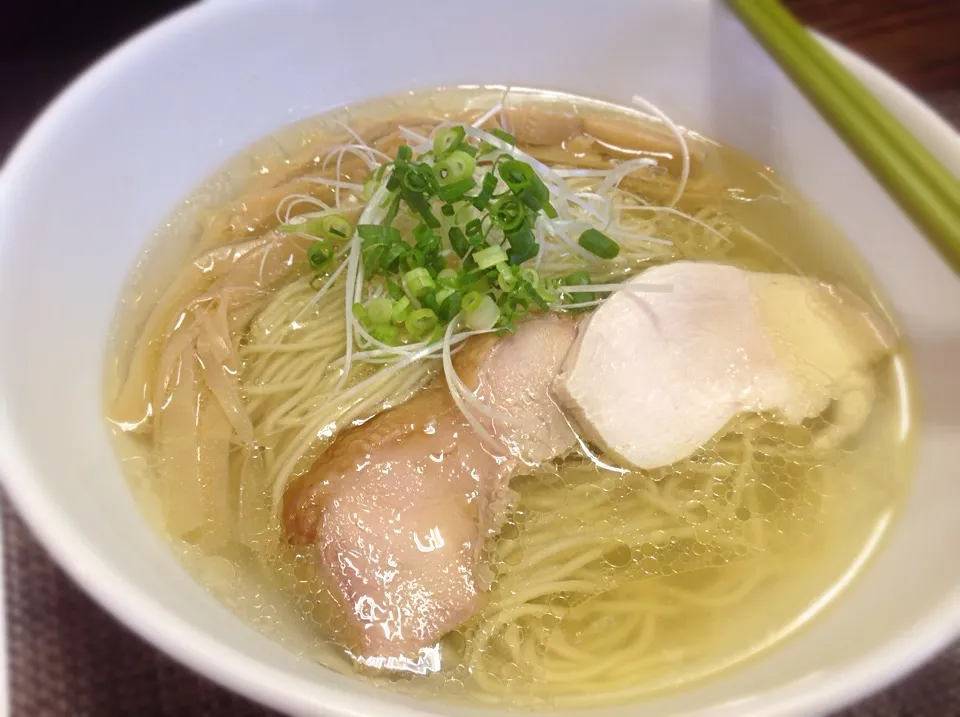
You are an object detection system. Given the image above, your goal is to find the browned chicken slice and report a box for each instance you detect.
[476,314,578,465]
[283,316,576,664]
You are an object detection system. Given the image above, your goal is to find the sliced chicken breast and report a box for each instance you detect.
[553,261,894,470]
[476,314,578,465]
[283,315,576,663]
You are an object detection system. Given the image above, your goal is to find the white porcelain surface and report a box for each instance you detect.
[0,1,958,716]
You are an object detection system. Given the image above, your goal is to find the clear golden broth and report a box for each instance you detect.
[105,87,914,709]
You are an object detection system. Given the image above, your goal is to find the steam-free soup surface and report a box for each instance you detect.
[106,87,912,708]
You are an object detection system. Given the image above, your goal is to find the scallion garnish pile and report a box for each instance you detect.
[293,122,624,347]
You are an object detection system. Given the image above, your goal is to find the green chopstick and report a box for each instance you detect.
[725,0,960,275]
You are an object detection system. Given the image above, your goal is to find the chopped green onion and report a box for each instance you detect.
[465,294,501,330]
[537,276,561,304]
[506,227,539,265]
[404,267,436,297]
[402,165,433,194]
[405,308,438,338]
[490,128,516,145]
[448,227,470,258]
[542,201,559,219]
[413,223,440,252]
[307,242,331,270]
[383,193,402,226]
[465,218,485,239]
[435,287,455,306]
[428,323,446,344]
[462,290,484,313]
[497,159,550,212]
[478,140,496,155]
[562,270,595,311]
[403,190,440,228]
[520,267,540,287]
[379,243,408,273]
[564,270,592,287]
[435,151,477,186]
[282,214,351,240]
[392,296,411,322]
[578,228,620,259]
[400,248,423,273]
[490,195,527,233]
[396,144,412,162]
[500,292,530,320]
[358,224,407,274]
[279,218,323,234]
[437,268,459,288]
[474,245,508,270]
[499,160,535,194]
[352,302,369,325]
[357,224,400,245]
[386,279,404,301]
[362,178,377,200]
[366,297,393,325]
[466,275,490,294]
[518,174,550,212]
[472,172,498,210]
[433,126,466,157]
[441,204,456,217]
[437,177,477,203]
[321,215,352,240]
[420,290,440,314]
[439,290,462,321]
[371,324,400,345]
[496,262,518,292]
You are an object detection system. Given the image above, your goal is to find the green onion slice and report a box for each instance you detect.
[404,267,436,297]
[320,215,352,240]
[473,245,508,270]
[435,150,477,186]
[490,195,527,233]
[464,294,501,331]
[437,177,477,203]
[506,227,539,265]
[366,297,393,325]
[472,172,499,210]
[371,324,400,345]
[307,242,332,270]
[448,227,470,259]
[462,290,484,313]
[562,270,596,311]
[433,126,466,157]
[578,228,620,259]
[437,268,460,288]
[392,296,411,323]
[499,160,535,194]
[405,308,438,338]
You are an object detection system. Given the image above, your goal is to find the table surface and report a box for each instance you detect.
[1,2,959,716]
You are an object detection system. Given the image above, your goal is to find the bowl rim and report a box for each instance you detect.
[1,3,959,717]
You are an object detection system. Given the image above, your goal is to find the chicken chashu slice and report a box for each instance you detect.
[283,315,577,663]
[553,261,895,470]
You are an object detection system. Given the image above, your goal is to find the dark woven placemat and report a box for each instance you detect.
[3,493,959,717]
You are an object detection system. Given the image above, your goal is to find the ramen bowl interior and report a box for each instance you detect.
[1,1,959,717]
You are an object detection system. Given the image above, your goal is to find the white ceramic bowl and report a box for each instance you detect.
[1,1,959,716]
